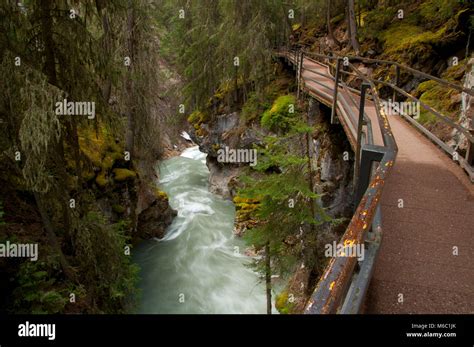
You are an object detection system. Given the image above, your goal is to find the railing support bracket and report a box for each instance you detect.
[355,145,385,206]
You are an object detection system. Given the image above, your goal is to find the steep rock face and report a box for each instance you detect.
[308,101,354,220]
[137,193,176,240]
[189,98,355,314]
[274,100,354,314]
[206,158,241,199]
[93,172,176,241]
[313,137,353,219]
[191,112,264,200]
[190,101,354,216]
[448,57,474,156]
[135,179,176,240]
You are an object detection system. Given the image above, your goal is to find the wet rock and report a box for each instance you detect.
[136,182,176,240]
[207,158,241,199]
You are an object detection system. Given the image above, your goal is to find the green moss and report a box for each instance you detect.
[187,110,205,124]
[442,60,466,81]
[419,0,461,26]
[233,196,259,205]
[79,126,108,167]
[153,188,168,201]
[358,0,467,66]
[385,24,445,51]
[242,92,261,122]
[238,203,258,211]
[415,79,458,126]
[376,5,467,65]
[292,23,301,31]
[188,111,210,137]
[101,155,115,172]
[196,127,208,137]
[275,290,295,314]
[112,204,126,214]
[234,195,260,221]
[112,168,136,182]
[83,168,95,182]
[261,95,297,131]
[330,13,345,25]
[359,7,397,41]
[213,77,243,101]
[79,124,124,177]
[95,171,108,188]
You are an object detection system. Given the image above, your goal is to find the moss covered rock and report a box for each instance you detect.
[153,188,169,201]
[95,171,108,188]
[275,290,295,314]
[112,168,137,182]
[112,204,126,214]
[261,95,297,131]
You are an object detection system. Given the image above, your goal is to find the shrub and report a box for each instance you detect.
[261,95,297,132]
[76,212,139,313]
[12,261,68,314]
[275,290,295,314]
[187,110,207,125]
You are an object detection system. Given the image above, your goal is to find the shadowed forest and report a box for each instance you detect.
[0,0,472,315]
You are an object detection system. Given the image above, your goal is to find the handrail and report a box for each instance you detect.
[300,48,474,176]
[280,48,398,313]
[345,55,474,96]
[280,45,474,313]
[303,50,474,96]
[373,78,474,142]
[279,43,474,313]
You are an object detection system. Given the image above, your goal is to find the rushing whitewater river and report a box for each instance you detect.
[134,146,267,313]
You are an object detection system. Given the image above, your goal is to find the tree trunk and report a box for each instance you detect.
[68,118,83,194]
[265,242,272,314]
[55,138,74,254]
[280,3,293,45]
[347,0,360,53]
[326,0,341,48]
[40,1,57,85]
[39,0,75,254]
[97,0,113,103]
[305,100,317,221]
[125,1,136,157]
[34,192,76,282]
[234,64,239,106]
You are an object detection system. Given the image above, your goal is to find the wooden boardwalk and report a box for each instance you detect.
[289,54,474,313]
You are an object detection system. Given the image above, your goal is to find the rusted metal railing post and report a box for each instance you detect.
[355,145,385,206]
[331,57,342,124]
[354,83,370,191]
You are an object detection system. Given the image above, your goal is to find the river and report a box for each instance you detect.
[134,146,268,313]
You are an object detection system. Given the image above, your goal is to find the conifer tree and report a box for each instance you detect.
[239,124,330,313]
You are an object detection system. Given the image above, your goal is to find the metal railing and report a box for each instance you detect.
[342,54,474,180]
[281,47,398,313]
[279,46,473,313]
